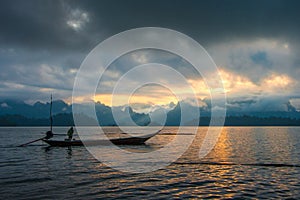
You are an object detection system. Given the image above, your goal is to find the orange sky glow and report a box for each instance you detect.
[68,68,295,107]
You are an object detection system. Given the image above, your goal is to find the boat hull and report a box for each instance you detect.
[42,133,156,147]
[42,139,83,147]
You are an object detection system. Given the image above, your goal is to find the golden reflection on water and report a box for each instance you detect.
[203,128,231,162]
[203,129,235,198]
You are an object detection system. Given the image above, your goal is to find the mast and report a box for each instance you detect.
[50,94,53,132]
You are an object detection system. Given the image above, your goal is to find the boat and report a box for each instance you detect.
[39,95,159,147]
[42,139,83,147]
[42,132,158,147]
[19,95,160,147]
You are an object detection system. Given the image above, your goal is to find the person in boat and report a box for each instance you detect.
[45,131,53,139]
[67,126,74,141]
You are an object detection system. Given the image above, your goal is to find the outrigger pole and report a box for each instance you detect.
[50,94,53,132]
[18,95,54,147]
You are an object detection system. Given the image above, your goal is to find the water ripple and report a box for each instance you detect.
[0,127,300,199]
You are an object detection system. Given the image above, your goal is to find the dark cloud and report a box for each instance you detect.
[0,0,92,52]
[77,0,300,44]
[1,0,300,107]
[1,0,300,51]
[250,51,272,68]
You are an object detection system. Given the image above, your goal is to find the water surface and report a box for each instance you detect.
[1,127,299,199]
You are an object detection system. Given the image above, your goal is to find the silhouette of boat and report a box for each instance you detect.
[42,132,158,147]
[37,95,159,147]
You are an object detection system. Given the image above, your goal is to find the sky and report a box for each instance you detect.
[1,0,300,112]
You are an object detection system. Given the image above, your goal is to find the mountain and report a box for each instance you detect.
[0,99,150,126]
[0,99,300,126]
[0,99,71,118]
[95,102,150,126]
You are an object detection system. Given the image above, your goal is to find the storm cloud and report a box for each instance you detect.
[0,0,300,111]
[1,0,300,50]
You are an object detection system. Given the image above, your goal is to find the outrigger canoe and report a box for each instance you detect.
[19,95,160,148]
[42,132,158,147]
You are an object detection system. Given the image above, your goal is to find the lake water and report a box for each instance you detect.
[1,127,300,199]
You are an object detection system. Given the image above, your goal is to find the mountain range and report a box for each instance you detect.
[0,99,300,126]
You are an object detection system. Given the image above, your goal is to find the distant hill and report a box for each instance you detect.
[0,99,150,126]
[0,99,300,126]
[0,99,71,118]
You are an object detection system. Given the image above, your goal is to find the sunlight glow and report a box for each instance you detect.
[94,92,178,107]
[69,68,295,110]
[263,74,293,89]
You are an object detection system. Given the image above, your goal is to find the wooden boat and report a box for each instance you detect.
[42,139,83,147]
[42,132,158,147]
[38,95,159,147]
[19,95,160,148]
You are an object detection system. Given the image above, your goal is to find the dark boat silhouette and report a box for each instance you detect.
[42,132,158,147]
[19,95,159,147]
[33,95,159,147]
